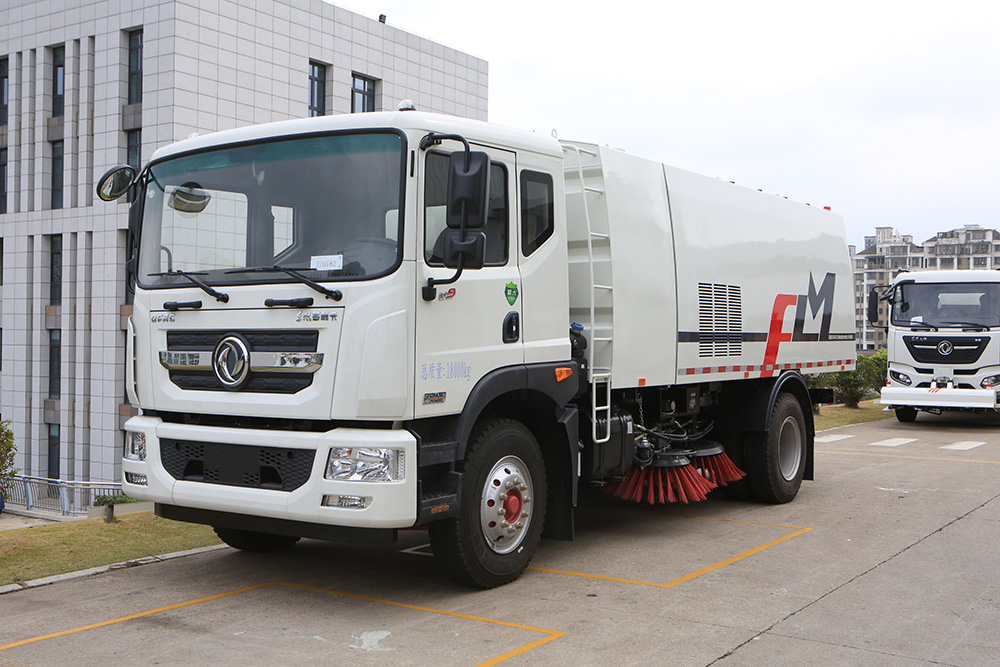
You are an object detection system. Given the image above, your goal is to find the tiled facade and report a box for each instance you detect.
[0,0,488,482]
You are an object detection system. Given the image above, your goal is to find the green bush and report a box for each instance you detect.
[826,350,888,408]
[0,419,17,493]
[93,494,139,506]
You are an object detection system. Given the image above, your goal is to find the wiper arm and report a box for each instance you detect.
[900,322,938,331]
[149,269,229,303]
[226,265,343,301]
[938,321,989,331]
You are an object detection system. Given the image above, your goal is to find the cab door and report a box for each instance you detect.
[415,142,522,417]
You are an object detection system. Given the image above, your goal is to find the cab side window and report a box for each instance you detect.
[425,152,508,265]
[520,170,554,256]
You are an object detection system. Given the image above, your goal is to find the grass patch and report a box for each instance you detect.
[814,399,893,431]
[0,512,221,587]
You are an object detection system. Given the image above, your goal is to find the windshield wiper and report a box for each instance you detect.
[938,321,990,331]
[149,269,229,303]
[899,322,938,331]
[226,265,343,302]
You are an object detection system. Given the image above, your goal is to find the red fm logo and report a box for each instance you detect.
[762,273,837,378]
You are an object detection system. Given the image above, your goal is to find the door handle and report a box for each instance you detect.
[503,311,520,344]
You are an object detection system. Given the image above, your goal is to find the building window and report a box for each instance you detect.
[1,57,8,126]
[351,74,376,113]
[308,62,326,117]
[0,147,6,214]
[51,140,64,209]
[127,129,142,171]
[48,329,61,399]
[50,234,62,305]
[48,423,60,479]
[52,45,65,117]
[128,29,143,104]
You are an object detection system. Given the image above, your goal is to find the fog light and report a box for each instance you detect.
[322,494,371,509]
[125,472,148,485]
[982,375,1000,388]
[325,447,405,482]
[125,432,147,461]
[889,370,912,386]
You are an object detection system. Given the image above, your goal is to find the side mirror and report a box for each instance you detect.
[96,165,137,201]
[168,182,212,213]
[867,287,880,325]
[440,229,486,270]
[446,151,490,230]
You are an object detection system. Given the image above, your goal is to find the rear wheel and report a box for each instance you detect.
[429,418,547,588]
[895,406,918,423]
[745,393,807,504]
[213,527,300,552]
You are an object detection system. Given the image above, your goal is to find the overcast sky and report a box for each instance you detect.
[338,0,1000,248]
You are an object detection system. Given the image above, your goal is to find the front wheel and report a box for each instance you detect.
[429,418,547,588]
[745,393,807,504]
[895,406,918,423]
[213,527,300,552]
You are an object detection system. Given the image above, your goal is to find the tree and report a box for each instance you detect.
[0,419,17,495]
[826,351,887,408]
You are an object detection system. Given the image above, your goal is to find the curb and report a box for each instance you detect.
[0,544,230,595]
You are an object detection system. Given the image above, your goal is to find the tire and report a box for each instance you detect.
[745,393,807,504]
[429,418,547,588]
[213,527,300,552]
[895,406,918,423]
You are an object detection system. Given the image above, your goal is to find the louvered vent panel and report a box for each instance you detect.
[697,283,743,358]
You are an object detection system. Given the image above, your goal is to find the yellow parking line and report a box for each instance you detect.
[817,449,1000,464]
[529,517,811,589]
[0,581,565,666]
[0,583,270,650]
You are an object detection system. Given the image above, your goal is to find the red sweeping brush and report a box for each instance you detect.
[693,451,745,487]
[608,463,716,505]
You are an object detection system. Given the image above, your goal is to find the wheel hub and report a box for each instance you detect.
[777,415,803,481]
[480,455,533,555]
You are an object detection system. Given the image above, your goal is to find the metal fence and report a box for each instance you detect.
[3,475,122,516]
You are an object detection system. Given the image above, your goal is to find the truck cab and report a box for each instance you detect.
[876,269,1000,421]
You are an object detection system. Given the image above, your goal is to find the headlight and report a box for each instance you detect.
[325,447,405,482]
[981,375,1000,388]
[889,370,912,386]
[125,432,147,461]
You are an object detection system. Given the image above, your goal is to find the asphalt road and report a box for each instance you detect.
[2,411,999,666]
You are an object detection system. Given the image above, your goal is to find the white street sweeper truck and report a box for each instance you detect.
[873,269,1000,422]
[98,110,855,588]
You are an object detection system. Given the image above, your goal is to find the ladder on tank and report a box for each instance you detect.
[562,143,613,444]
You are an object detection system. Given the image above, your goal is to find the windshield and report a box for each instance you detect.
[892,282,1000,328]
[136,132,404,287]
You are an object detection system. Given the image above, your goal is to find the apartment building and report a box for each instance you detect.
[0,0,488,482]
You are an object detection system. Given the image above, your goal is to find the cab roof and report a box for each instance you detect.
[150,111,564,163]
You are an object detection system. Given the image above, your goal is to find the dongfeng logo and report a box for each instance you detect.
[214,335,251,389]
[937,340,954,356]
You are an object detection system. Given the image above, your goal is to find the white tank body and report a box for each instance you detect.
[563,141,856,389]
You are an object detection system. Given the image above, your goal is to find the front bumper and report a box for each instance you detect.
[880,385,1000,410]
[121,415,417,529]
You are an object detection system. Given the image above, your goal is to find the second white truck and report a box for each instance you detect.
[874,269,1000,421]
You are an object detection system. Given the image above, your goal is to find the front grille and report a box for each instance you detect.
[161,438,315,491]
[166,330,319,394]
[167,331,319,351]
[903,336,987,365]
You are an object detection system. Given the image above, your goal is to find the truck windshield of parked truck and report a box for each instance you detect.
[136,132,405,287]
[892,282,1000,329]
